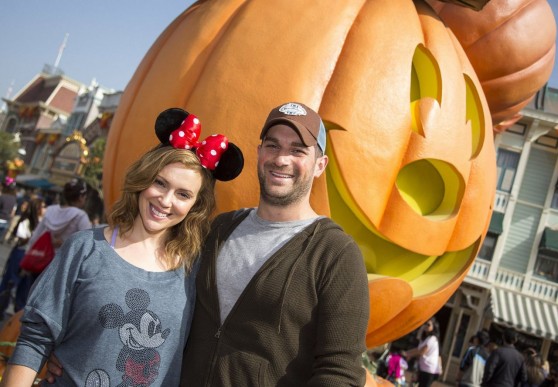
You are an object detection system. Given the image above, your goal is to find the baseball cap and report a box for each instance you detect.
[260,102,326,153]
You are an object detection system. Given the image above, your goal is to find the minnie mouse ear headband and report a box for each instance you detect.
[155,108,244,181]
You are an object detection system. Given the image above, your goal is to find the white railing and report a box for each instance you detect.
[494,267,525,291]
[494,192,510,213]
[467,261,558,302]
[468,260,490,281]
[526,277,558,302]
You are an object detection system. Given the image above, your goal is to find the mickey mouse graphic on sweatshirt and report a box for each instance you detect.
[89,288,171,387]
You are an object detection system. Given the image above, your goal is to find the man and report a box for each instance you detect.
[456,330,490,387]
[180,102,370,386]
[481,328,527,387]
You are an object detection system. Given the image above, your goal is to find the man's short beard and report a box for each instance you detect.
[257,169,312,207]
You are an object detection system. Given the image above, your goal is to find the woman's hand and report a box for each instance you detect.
[44,352,64,384]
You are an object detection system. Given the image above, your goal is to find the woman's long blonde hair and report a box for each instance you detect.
[108,145,216,271]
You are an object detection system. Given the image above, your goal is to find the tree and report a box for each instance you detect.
[0,131,20,177]
[82,137,106,197]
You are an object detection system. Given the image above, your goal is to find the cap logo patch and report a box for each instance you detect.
[278,103,307,116]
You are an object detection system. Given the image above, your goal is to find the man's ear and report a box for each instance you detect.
[314,155,328,178]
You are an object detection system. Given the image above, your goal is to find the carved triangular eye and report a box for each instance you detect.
[410,45,442,137]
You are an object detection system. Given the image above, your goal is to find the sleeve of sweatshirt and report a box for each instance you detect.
[8,231,91,372]
[309,235,369,387]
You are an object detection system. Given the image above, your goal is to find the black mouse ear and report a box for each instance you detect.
[212,142,244,181]
[154,108,189,145]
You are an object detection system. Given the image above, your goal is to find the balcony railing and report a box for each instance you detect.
[527,276,558,302]
[467,260,558,302]
[494,267,525,291]
[468,259,490,281]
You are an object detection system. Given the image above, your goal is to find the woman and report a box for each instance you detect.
[524,353,546,387]
[0,197,45,320]
[403,317,442,387]
[0,108,243,386]
[3,198,29,245]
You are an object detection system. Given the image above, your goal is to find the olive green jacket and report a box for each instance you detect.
[181,209,369,387]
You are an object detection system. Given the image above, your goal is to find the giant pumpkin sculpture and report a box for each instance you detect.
[428,0,557,132]
[105,0,501,347]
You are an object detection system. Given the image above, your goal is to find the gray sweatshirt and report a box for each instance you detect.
[10,227,197,386]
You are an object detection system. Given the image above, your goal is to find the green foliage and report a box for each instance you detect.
[82,137,106,196]
[0,132,19,172]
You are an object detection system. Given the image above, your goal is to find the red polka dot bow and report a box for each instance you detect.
[168,114,229,170]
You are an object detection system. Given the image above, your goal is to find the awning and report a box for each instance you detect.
[540,227,558,254]
[24,179,53,188]
[15,174,53,189]
[488,212,504,235]
[490,287,558,341]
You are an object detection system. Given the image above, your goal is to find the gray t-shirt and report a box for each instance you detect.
[10,227,197,386]
[216,208,318,323]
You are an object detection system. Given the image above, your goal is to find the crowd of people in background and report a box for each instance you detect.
[0,176,102,321]
[370,319,558,387]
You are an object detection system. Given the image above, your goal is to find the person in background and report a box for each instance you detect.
[180,102,369,386]
[385,344,409,386]
[481,328,527,387]
[0,107,243,386]
[0,198,45,320]
[540,363,558,387]
[524,352,546,387]
[15,177,93,308]
[0,177,18,242]
[3,198,29,245]
[456,330,490,387]
[403,317,442,387]
[543,360,551,379]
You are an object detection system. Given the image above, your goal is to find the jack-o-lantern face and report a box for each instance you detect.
[104,0,496,346]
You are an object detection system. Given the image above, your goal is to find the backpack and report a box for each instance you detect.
[19,231,55,273]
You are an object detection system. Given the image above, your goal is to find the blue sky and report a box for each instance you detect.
[1,0,557,105]
[0,0,195,98]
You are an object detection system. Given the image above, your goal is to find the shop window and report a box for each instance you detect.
[496,149,520,193]
[478,233,498,261]
[488,324,542,353]
[534,253,558,283]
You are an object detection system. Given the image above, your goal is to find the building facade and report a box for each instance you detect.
[438,86,558,382]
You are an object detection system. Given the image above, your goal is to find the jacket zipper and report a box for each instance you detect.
[206,223,228,387]
[204,211,322,385]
